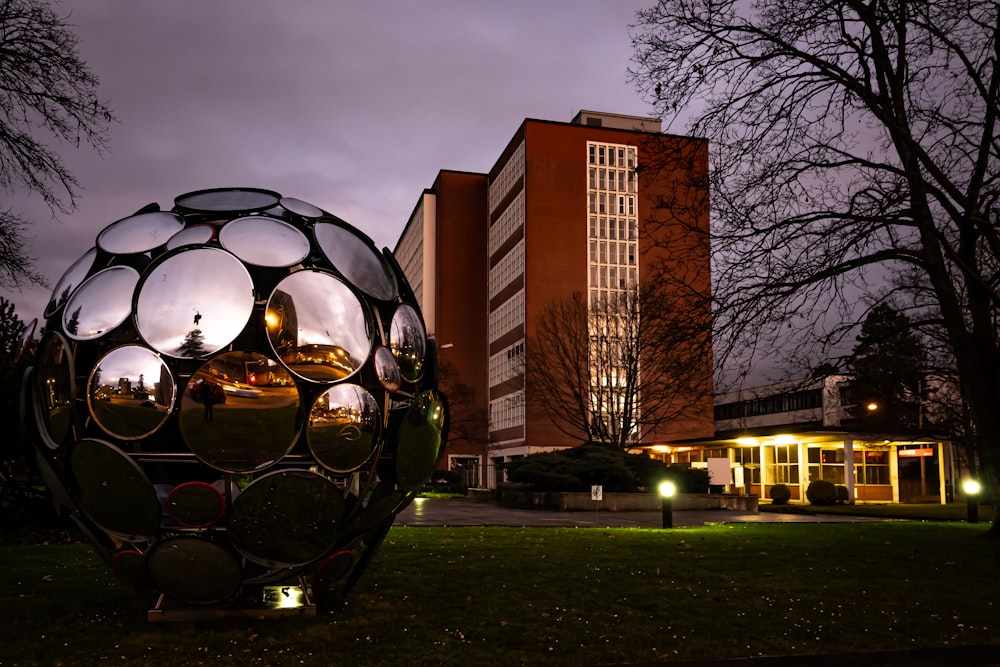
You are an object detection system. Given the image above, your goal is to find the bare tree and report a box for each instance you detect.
[526,283,712,451]
[0,0,113,289]
[631,0,1000,525]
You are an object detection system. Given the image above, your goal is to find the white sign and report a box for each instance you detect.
[707,458,733,485]
[591,485,603,501]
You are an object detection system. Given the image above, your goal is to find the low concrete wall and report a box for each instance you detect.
[495,489,758,512]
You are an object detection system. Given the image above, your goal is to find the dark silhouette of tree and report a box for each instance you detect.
[631,0,1000,529]
[0,0,114,289]
[849,304,927,432]
[0,297,25,460]
[526,285,712,451]
[64,305,80,335]
[177,328,206,357]
[436,360,487,452]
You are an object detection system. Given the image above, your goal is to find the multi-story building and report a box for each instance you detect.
[395,111,714,488]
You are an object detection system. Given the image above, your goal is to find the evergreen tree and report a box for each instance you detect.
[849,304,927,431]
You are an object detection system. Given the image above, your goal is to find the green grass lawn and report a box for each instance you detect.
[1,523,997,666]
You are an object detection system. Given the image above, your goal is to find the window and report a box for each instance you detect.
[807,447,845,484]
[855,450,890,485]
[734,447,761,484]
[767,445,800,484]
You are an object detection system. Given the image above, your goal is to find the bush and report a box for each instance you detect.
[769,483,791,505]
[806,479,838,505]
[835,484,850,504]
[662,466,710,494]
[503,443,674,492]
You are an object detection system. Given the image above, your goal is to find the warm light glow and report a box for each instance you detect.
[773,435,797,445]
[651,445,670,453]
[736,438,758,446]
[866,402,879,412]
[963,479,982,495]
[265,311,278,328]
[658,480,677,498]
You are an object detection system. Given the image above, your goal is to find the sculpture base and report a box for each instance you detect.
[147,583,316,622]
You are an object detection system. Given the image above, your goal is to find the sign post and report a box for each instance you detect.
[591,485,603,524]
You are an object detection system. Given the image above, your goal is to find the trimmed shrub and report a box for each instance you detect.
[835,484,850,504]
[769,483,792,505]
[503,443,676,492]
[806,479,838,505]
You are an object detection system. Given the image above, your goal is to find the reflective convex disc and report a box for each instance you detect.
[266,270,372,382]
[307,384,381,472]
[228,470,345,567]
[178,351,300,473]
[69,438,161,541]
[135,247,254,358]
[88,345,175,440]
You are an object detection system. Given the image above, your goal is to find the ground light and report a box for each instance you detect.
[962,479,982,523]
[658,480,677,529]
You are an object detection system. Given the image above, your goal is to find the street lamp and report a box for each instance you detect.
[658,480,677,529]
[962,479,982,524]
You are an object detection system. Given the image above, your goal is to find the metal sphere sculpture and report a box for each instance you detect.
[19,187,448,615]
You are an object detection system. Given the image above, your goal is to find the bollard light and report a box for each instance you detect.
[963,479,981,524]
[659,480,677,529]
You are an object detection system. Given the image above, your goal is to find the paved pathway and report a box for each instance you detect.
[393,497,892,528]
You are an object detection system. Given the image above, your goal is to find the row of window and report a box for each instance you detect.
[589,265,638,292]
[488,190,525,257]
[714,389,824,421]
[590,216,637,242]
[488,142,525,212]
[706,446,891,485]
[488,341,524,387]
[488,289,525,344]
[588,167,636,194]
[589,192,636,216]
[588,143,636,169]
[590,240,637,266]
[489,239,524,300]
[489,391,525,431]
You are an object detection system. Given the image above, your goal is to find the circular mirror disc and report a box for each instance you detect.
[373,345,402,392]
[178,351,300,473]
[280,197,324,219]
[88,345,175,440]
[314,221,396,300]
[34,332,74,449]
[69,438,161,541]
[135,247,255,358]
[228,469,345,567]
[147,537,242,605]
[165,224,215,251]
[395,390,448,491]
[45,248,97,318]
[389,304,427,382]
[266,270,371,382]
[174,187,281,214]
[167,481,226,527]
[97,211,185,254]
[306,383,381,473]
[219,216,311,267]
[62,266,139,341]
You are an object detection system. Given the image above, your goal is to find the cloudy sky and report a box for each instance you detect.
[5,0,664,324]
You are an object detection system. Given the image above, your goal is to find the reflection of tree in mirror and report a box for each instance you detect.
[527,285,712,451]
[65,306,81,335]
[437,360,487,450]
[177,328,206,357]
